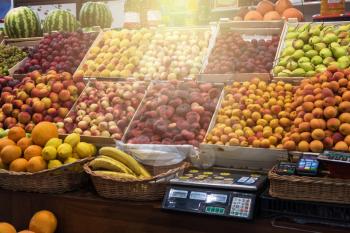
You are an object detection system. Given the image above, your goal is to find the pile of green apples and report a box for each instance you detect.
[274,23,350,77]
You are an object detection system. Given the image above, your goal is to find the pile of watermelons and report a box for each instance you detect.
[4,1,113,38]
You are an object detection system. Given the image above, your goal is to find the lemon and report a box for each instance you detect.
[45,138,62,149]
[42,146,57,161]
[57,143,73,160]
[48,160,63,169]
[64,133,80,147]
[76,142,93,158]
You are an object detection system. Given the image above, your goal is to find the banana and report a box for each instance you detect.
[99,147,152,178]
[90,156,135,175]
[94,170,137,180]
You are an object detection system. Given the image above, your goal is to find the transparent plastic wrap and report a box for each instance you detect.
[117,141,195,166]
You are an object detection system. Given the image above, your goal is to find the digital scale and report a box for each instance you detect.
[162,168,267,220]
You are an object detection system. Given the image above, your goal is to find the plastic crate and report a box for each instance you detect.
[260,190,350,224]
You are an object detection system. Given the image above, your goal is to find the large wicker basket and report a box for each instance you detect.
[269,166,350,204]
[0,157,92,193]
[84,162,189,201]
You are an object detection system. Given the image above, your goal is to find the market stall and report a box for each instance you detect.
[0,1,350,233]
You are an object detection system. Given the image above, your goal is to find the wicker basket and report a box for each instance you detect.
[269,166,350,204]
[84,162,189,201]
[0,157,92,193]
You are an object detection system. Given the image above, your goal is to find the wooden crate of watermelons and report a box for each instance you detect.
[0,122,96,193]
[84,147,189,201]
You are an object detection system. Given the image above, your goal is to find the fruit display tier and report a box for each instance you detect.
[202,21,282,83]
[273,22,350,81]
[61,80,148,142]
[123,81,223,147]
[15,31,99,75]
[74,26,216,80]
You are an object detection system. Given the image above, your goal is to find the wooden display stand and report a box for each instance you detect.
[0,189,348,233]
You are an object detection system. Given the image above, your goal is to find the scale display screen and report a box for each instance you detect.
[190,191,207,201]
[169,189,188,199]
[206,194,227,204]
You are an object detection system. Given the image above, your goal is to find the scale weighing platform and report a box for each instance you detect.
[162,168,267,220]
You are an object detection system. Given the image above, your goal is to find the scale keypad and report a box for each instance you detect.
[229,197,252,218]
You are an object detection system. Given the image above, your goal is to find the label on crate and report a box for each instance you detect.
[124,12,140,23]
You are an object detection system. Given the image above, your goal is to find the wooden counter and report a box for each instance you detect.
[0,189,348,233]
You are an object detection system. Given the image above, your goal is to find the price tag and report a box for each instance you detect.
[125,12,140,23]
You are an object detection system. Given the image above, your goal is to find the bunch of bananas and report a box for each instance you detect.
[90,147,151,180]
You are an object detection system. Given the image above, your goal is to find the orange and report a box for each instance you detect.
[27,156,47,173]
[29,210,57,233]
[18,231,36,233]
[8,126,26,142]
[0,138,15,152]
[9,158,28,172]
[24,145,42,161]
[0,145,22,164]
[0,222,16,233]
[31,122,58,147]
[17,137,33,151]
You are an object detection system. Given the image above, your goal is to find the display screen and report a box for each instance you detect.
[206,194,227,203]
[190,191,207,201]
[169,189,188,199]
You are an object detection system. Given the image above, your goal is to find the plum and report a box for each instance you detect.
[153,119,169,134]
[162,138,173,145]
[176,103,191,116]
[186,111,200,123]
[189,92,203,105]
[157,105,175,119]
[181,129,195,140]
[128,135,150,144]
[208,88,220,99]
[169,98,183,107]
[199,83,213,92]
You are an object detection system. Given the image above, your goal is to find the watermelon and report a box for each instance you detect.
[4,7,42,38]
[79,1,113,28]
[43,9,78,33]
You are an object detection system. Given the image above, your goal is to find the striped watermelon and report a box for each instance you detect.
[79,2,113,28]
[43,9,78,33]
[4,7,42,38]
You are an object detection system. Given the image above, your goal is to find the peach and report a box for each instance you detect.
[339,101,350,112]
[339,113,350,123]
[18,112,31,124]
[299,122,311,132]
[322,87,333,98]
[32,113,43,124]
[334,141,348,151]
[298,141,310,152]
[339,123,350,136]
[303,113,314,122]
[324,97,336,107]
[260,139,270,148]
[323,106,337,119]
[312,108,323,118]
[300,132,311,141]
[279,118,291,127]
[33,101,45,113]
[335,96,342,105]
[52,82,64,93]
[314,100,324,108]
[58,90,71,102]
[310,119,326,130]
[303,95,315,102]
[311,129,325,140]
[309,140,324,153]
[342,91,350,102]
[339,78,348,87]
[345,135,350,146]
[323,136,334,149]
[326,118,341,131]
[283,140,296,151]
[329,81,339,92]
[294,118,303,127]
[302,102,314,112]
[290,133,301,143]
